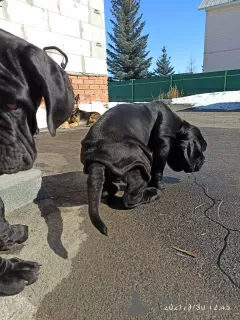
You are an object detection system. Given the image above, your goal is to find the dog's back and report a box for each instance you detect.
[85,102,164,144]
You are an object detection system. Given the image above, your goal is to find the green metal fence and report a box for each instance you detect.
[108,69,240,102]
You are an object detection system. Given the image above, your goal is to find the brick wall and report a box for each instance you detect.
[68,74,109,104]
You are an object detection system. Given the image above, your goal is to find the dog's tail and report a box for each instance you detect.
[87,162,108,236]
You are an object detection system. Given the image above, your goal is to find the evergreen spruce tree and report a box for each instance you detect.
[154,46,175,76]
[107,0,152,80]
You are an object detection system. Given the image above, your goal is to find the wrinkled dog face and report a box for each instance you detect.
[0,104,38,174]
[167,124,207,173]
[0,29,74,174]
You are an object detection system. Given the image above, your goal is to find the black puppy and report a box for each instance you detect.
[0,29,74,295]
[81,101,207,236]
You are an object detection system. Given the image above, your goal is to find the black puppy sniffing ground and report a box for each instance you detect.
[81,101,207,236]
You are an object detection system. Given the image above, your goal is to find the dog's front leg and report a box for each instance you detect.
[150,150,167,190]
[0,197,28,250]
[150,138,170,190]
[0,197,41,296]
[0,256,40,296]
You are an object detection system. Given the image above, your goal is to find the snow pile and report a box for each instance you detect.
[171,91,240,111]
[107,102,129,109]
[36,107,47,129]
[108,91,240,111]
[78,102,128,115]
[78,102,109,115]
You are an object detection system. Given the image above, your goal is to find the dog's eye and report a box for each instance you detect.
[6,104,18,110]
[7,104,18,110]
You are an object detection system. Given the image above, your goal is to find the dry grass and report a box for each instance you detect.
[158,85,184,99]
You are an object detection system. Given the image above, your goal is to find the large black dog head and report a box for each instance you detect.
[0,29,74,174]
[167,121,207,173]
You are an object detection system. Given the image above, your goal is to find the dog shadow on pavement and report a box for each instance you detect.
[34,171,180,260]
[34,171,88,260]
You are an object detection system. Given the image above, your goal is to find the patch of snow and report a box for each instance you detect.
[108,92,240,111]
[36,107,47,129]
[171,91,240,111]
[79,101,130,115]
[107,101,150,109]
[107,102,129,109]
[78,102,109,115]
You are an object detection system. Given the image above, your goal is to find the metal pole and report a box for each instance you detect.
[131,79,134,102]
[224,71,227,91]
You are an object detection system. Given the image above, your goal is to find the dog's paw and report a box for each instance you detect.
[0,258,41,296]
[101,190,109,200]
[155,180,165,191]
[143,187,161,203]
[0,224,28,251]
[101,182,120,201]
[149,178,165,190]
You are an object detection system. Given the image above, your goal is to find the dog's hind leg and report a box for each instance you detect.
[101,172,120,200]
[122,169,161,209]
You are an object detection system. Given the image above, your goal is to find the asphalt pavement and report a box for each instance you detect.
[1,117,240,320]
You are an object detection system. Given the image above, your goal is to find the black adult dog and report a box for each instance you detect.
[0,29,74,295]
[81,101,207,236]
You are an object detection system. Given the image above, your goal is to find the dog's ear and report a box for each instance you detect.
[180,139,200,168]
[26,47,74,136]
[178,124,204,168]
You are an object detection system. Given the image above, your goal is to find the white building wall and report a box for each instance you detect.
[203,3,240,72]
[0,0,107,75]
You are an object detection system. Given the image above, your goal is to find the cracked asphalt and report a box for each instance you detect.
[1,110,240,320]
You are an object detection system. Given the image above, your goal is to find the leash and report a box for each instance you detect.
[43,46,69,70]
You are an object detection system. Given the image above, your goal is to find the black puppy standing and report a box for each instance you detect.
[0,29,74,295]
[81,101,207,236]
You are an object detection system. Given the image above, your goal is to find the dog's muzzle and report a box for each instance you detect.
[184,156,205,173]
[193,156,205,173]
[195,156,205,171]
